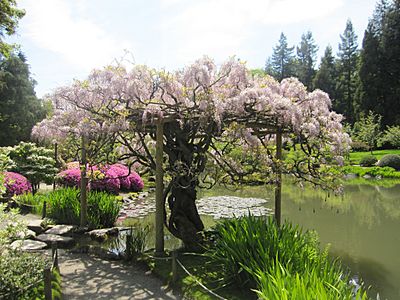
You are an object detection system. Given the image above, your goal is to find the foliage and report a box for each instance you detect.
[125,225,151,259]
[14,192,46,214]
[43,188,120,228]
[0,203,26,251]
[56,163,143,193]
[5,142,58,193]
[206,216,368,298]
[295,31,318,89]
[0,0,25,57]
[352,111,382,153]
[265,33,296,80]
[348,149,400,165]
[253,259,368,300]
[380,125,400,148]
[0,250,46,299]
[32,56,351,246]
[56,167,81,187]
[342,165,400,178]
[336,19,359,124]
[377,154,400,170]
[350,140,370,152]
[359,155,378,167]
[3,171,31,196]
[0,54,47,146]
[313,45,337,99]
[358,0,400,126]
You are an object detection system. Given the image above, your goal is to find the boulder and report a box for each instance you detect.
[36,234,75,248]
[45,225,77,236]
[11,239,47,251]
[16,229,36,239]
[88,227,119,242]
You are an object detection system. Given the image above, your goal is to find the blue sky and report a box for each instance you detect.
[9,0,377,97]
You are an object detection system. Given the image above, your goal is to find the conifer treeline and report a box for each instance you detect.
[264,0,400,126]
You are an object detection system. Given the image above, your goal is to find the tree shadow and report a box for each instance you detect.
[59,251,181,300]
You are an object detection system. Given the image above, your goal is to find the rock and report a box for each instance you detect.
[363,174,372,179]
[11,239,47,251]
[45,225,77,236]
[36,234,75,248]
[27,218,44,234]
[376,175,382,180]
[88,227,119,242]
[344,173,358,179]
[16,229,36,239]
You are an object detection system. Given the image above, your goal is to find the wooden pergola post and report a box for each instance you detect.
[275,131,282,227]
[80,135,88,227]
[53,142,58,191]
[155,119,165,256]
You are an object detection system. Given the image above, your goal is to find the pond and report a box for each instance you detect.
[121,179,400,300]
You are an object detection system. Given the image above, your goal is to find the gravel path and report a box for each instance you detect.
[60,252,181,300]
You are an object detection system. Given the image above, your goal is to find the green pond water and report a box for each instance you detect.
[121,179,400,300]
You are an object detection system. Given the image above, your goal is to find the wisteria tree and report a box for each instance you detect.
[33,57,350,248]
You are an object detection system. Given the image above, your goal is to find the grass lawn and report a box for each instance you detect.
[347,149,400,165]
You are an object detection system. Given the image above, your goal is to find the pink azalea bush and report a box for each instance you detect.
[3,172,32,196]
[56,163,143,194]
[56,168,81,187]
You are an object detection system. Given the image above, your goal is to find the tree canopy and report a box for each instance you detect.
[0,53,46,146]
[0,0,25,57]
[33,57,350,247]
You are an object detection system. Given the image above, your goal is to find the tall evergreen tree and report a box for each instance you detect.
[381,0,400,125]
[313,45,337,100]
[0,53,46,146]
[296,31,318,90]
[265,33,295,81]
[359,0,400,126]
[336,19,359,124]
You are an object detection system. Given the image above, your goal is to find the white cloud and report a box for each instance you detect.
[20,0,132,70]
[160,0,344,64]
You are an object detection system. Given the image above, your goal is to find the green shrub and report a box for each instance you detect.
[44,188,121,228]
[350,140,370,152]
[206,216,369,299]
[377,154,400,170]
[359,155,378,167]
[0,250,46,299]
[342,165,400,178]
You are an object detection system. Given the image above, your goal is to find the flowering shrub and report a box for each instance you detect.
[3,172,32,197]
[56,163,143,194]
[56,168,81,187]
[109,164,144,191]
[90,166,120,194]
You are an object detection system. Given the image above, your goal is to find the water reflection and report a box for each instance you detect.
[197,180,400,300]
[116,179,400,300]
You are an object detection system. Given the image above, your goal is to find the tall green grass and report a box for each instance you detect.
[206,215,369,299]
[17,188,121,229]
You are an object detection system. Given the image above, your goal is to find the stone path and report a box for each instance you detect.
[59,252,181,300]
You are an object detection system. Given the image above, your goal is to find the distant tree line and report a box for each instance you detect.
[0,0,47,146]
[264,0,400,127]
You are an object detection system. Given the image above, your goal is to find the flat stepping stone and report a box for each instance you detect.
[88,228,119,241]
[27,218,44,234]
[36,234,75,248]
[16,229,36,239]
[11,239,47,251]
[45,225,77,236]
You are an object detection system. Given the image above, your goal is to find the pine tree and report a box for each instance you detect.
[266,33,296,81]
[0,53,46,146]
[381,0,400,125]
[296,31,318,90]
[313,45,337,100]
[336,20,359,124]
